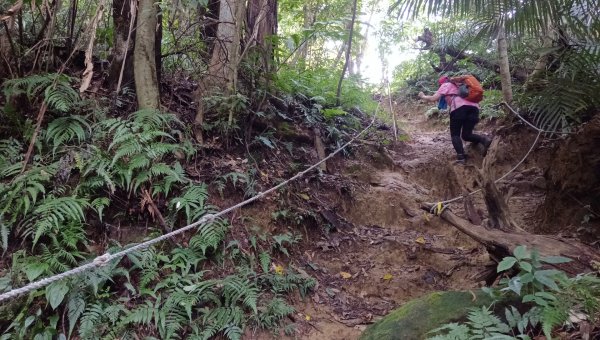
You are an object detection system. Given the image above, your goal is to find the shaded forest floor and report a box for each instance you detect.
[234,101,557,339]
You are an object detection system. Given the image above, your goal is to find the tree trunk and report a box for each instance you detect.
[290,3,313,66]
[155,7,163,86]
[107,0,135,91]
[206,0,242,88]
[245,0,277,65]
[134,0,160,109]
[193,0,245,140]
[335,0,358,106]
[525,21,554,90]
[497,20,513,103]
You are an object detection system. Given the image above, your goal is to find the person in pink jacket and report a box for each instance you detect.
[419,75,491,164]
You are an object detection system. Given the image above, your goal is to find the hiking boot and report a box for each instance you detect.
[455,154,466,165]
[482,137,492,156]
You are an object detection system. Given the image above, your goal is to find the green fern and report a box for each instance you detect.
[196,306,245,340]
[45,115,91,152]
[526,43,600,131]
[79,302,105,339]
[258,252,271,273]
[189,218,229,255]
[18,196,89,247]
[67,290,86,338]
[0,164,59,248]
[0,138,23,168]
[428,323,471,340]
[96,110,192,195]
[3,73,79,113]
[169,183,211,224]
[253,298,295,330]
[222,275,260,313]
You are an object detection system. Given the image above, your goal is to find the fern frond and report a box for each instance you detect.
[67,290,86,337]
[19,196,89,247]
[198,306,245,340]
[79,302,105,339]
[189,218,229,255]
[46,115,91,152]
[169,183,210,224]
[222,275,259,313]
[259,252,271,273]
[253,298,295,330]
[3,73,79,112]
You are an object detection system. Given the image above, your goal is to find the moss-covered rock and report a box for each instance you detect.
[360,290,497,340]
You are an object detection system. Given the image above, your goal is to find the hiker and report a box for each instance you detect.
[418,75,490,164]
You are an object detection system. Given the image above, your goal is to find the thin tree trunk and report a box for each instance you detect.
[134,0,160,109]
[291,3,313,67]
[525,21,554,89]
[194,0,244,140]
[155,8,163,87]
[497,20,513,103]
[107,0,135,92]
[66,0,77,52]
[335,0,358,106]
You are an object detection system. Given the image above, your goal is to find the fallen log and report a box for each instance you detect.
[420,203,600,276]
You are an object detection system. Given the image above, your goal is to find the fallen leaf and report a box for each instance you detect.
[298,193,310,200]
[340,271,352,279]
[423,213,430,222]
[383,273,393,281]
[415,236,426,244]
[305,314,311,321]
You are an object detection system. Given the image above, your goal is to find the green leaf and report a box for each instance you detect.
[507,276,522,295]
[497,257,517,272]
[519,261,532,273]
[540,256,572,264]
[520,273,534,284]
[24,262,49,281]
[533,271,560,291]
[513,246,530,261]
[46,281,69,309]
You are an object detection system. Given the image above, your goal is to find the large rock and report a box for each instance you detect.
[360,290,497,340]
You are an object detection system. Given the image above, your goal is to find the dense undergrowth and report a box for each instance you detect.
[0,69,379,339]
[428,246,600,340]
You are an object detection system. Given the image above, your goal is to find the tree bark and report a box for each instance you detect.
[193,0,245,140]
[525,21,554,90]
[335,0,358,106]
[107,0,135,91]
[497,20,513,103]
[134,0,160,109]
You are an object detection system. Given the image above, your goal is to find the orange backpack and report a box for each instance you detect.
[449,75,484,103]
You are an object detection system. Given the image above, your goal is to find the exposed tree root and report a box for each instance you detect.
[420,203,600,277]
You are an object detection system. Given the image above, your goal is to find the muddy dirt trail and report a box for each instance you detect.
[279,105,549,340]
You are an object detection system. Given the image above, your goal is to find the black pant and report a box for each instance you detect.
[449,105,486,156]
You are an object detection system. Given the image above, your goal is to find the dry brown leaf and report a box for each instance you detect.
[340,271,352,279]
[79,0,107,93]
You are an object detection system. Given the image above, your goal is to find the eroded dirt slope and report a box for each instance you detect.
[272,103,560,340]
